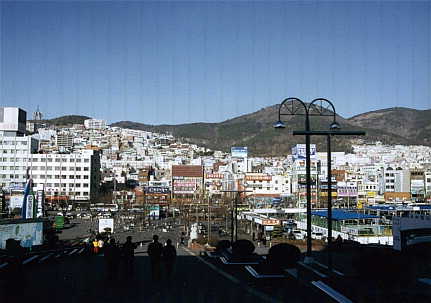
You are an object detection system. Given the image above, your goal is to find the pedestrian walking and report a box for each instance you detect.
[122,236,137,276]
[162,239,177,282]
[180,232,185,245]
[98,238,104,253]
[92,239,99,254]
[147,235,163,281]
[104,238,121,282]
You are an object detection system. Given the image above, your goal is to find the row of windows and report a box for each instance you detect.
[0,141,27,145]
[0,166,90,171]
[0,174,89,180]
[32,175,89,179]
[0,156,90,163]
[45,191,89,196]
[35,183,89,188]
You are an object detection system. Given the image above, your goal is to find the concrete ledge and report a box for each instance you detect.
[311,280,353,303]
[244,265,284,279]
[220,256,260,265]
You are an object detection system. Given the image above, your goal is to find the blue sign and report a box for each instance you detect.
[231,147,248,158]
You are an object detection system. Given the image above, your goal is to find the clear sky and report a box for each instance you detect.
[1,0,430,124]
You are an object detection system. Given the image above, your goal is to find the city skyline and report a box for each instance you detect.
[1,1,430,124]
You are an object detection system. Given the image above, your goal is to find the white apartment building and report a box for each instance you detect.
[383,166,410,193]
[29,150,100,201]
[84,119,107,130]
[0,134,39,189]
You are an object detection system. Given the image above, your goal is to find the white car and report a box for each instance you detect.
[292,230,305,240]
[312,232,324,240]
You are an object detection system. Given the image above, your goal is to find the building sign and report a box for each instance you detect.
[145,187,171,194]
[231,147,248,158]
[149,205,160,219]
[292,144,316,160]
[205,173,224,179]
[36,190,44,218]
[262,219,280,226]
[245,175,272,181]
[173,179,198,194]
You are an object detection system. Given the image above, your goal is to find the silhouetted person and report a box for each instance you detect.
[180,232,185,245]
[252,232,256,241]
[162,239,177,282]
[5,239,26,303]
[147,235,163,281]
[104,238,121,282]
[122,236,137,276]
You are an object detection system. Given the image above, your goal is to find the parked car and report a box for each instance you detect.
[292,230,305,240]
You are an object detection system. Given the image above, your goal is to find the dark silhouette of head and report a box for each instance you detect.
[153,235,159,242]
[166,239,172,245]
[127,236,132,242]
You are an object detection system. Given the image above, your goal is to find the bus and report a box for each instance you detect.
[90,203,119,212]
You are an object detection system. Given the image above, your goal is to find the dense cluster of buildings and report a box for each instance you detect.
[1,106,431,216]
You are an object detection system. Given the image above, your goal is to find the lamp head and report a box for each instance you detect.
[273,120,286,129]
[329,121,341,131]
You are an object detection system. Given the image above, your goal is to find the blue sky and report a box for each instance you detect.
[1,0,430,124]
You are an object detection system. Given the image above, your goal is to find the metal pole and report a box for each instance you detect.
[305,113,312,260]
[231,197,234,243]
[235,193,238,242]
[327,134,333,272]
[208,196,211,242]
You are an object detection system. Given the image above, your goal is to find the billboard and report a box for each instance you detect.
[149,205,160,219]
[99,218,114,233]
[9,195,24,209]
[292,144,316,160]
[173,179,198,194]
[145,187,170,194]
[231,147,248,158]
[36,190,44,218]
[0,221,43,249]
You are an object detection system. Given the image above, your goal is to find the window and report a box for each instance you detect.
[55,166,61,170]
[69,175,74,179]
[62,159,67,162]
[47,166,53,170]
[40,158,46,162]
[55,158,61,162]
[61,175,66,179]
[76,159,81,163]
[61,167,67,171]
[84,167,89,171]
[84,159,89,163]
[47,158,53,162]
[76,167,81,171]
[69,184,74,187]
[83,192,89,196]
[46,183,52,187]
[76,175,81,179]
[40,175,46,179]
[76,184,81,187]
[54,183,60,187]
[70,158,75,162]
[69,167,75,171]
[47,175,52,179]
[84,175,89,179]
[55,175,60,179]
[83,183,89,187]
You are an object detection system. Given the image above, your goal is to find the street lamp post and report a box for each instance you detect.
[274,97,341,261]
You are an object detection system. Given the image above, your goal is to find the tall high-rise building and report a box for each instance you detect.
[33,106,43,121]
[0,107,27,136]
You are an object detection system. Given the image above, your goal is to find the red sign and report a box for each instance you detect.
[262,219,280,226]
